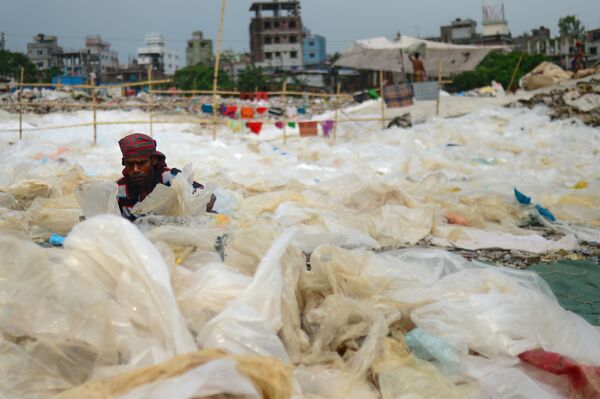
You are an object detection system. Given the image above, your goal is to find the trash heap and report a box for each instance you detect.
[516,79,600,127]
[1,101,600,398]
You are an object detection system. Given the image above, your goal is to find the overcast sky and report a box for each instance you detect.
[2,0,599,64]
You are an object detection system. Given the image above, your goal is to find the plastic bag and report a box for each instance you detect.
[75,181,120,218]
[54,349,292,399]
[131,165,215,217]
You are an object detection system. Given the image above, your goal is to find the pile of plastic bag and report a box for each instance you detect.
[1,214,599,398]
[1,100,600,398]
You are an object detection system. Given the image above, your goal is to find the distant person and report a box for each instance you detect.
[409,53,426,82]
[116,133,215,220]
[571,41,585,72]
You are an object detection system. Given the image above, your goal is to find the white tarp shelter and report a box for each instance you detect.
[335,35,501,75]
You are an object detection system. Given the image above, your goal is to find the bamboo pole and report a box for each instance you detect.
[282,80,287,145]
[507,52,525,93]
[436,61,442,116]
[92,76,97,145]
[212,0,227,141]
[379,70,385,129]
[333,82,341,142]
[148,65,154,137]
[18,67,24,140]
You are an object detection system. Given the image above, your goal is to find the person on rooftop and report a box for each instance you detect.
[116,133,215,220]
[409,53,426,82]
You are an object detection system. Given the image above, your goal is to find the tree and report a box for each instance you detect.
[173,64,233,91]
[39,66,63,83]
[447,51,549,93]
[236,65,271,91]
[558,15,586,40]
[0,50,38,82]
[328,52,342,65]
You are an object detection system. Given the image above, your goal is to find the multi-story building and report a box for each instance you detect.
[137,33,180,76]
[249,1,303,70]
[220,50,252,80]
[27,34,63,70]
[186,31,214,66]
[85,35,119,74]
[441,18,478,44]
[586,28,600,65]
[513,26,552,55]
[302,28,326,66]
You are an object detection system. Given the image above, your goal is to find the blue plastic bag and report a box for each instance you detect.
[405,328,461,374]
[514,188,532,205]
[535,204,556,222]
[49,233,65,246]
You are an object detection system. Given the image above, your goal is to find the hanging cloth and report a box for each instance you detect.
[246,122,263,135]
[383,84,414,108]
[275,121,284,129]
[321,120,335,137]
[241,107,255,119]
[299,121,318,137]
[201,104,213,113]
[256,106,268,115]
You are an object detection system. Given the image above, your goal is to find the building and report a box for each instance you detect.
[137,33,180,76]
[441,18,478,44]
[26,34,63,70]
[60,51,100,79]
[249,1,303,70]
[0,33,5,51]
[514,26,553,55]
[481,1,512,45]
[220,50,252,80]
[85,35,119,74]
[186,31,214,66]
[302,28,326,66]
[586,28,600,65]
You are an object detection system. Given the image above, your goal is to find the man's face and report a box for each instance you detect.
[124,156,156,187]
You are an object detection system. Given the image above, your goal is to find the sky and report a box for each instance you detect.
[1,0,599,65]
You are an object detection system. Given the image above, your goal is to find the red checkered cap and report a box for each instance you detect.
[119,133,157,159]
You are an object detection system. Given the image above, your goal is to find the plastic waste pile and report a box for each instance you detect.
[1,99,600,397]
[517,78,600,127]
[520,62,574,91]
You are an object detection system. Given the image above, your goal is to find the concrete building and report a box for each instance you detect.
[27,34,63,70]
[137,33,180,76]
[60,51,100,78]
[302,28,326,66]
[441,18,478,44]
[249,1,303,70]
[513,26,553,55]
[186,31,214,66]
[586,28,600,65]
[0,33,5,51]
[220,50,251,80]
[85,35,119,74]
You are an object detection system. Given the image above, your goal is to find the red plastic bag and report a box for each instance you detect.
[519,350,600,399]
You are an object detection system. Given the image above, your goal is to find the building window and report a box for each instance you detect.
[289,21,296,28]
[309,41,315,46]
[591,47,598,55]
[274,22,280,28]
[275,52,281,57]
[290,51,297,59]
[310,53,315,58]
[37,49,44,55]
[265,37,272,44]
[290,36,297,43]
[266,52,273,60]
[264,22,271,29]
[274,36,281,44]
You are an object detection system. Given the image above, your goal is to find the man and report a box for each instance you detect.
[117,133,215,220]
[409,53,426,82]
